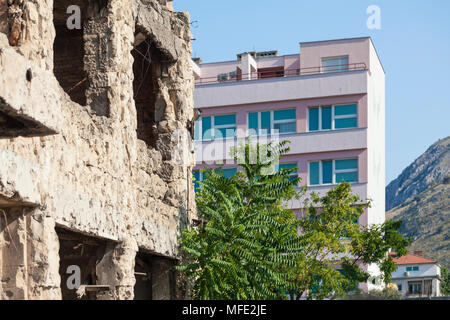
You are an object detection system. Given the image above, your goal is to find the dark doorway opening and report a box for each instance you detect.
[134,250,176,300]
[56,227,107,300]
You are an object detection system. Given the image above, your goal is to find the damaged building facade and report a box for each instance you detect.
[0,0,196,300]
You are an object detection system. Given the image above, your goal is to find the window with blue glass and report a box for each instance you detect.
[248,109,296,136]
[193,168,237,192]
[309,158,358,185]
[193,170,202,192]
[335,159,358,183]
[308,104,357,131]
[406,266,419,272]
[216,167,237,178]
[194,114,236,141]
[275,163,298,181]
[335,104,358,129]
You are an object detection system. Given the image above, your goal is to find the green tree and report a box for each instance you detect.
[288,183,410,300]
[178,140,410,300]
[441,266,450,296]
[177,141,302,299]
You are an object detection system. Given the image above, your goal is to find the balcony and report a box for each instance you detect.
[195,63,367,86]
[287,183,368,210]
[194,128,367,164]
[194,64,369,109]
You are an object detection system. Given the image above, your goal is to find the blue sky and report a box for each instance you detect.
[174,0,450,185]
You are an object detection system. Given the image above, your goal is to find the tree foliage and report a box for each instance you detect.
[441,266,450,296]
[177,141,301,299]
[178,140,410,300]
[291,183,410,299]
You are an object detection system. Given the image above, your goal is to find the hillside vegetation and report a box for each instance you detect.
[386,136,449,267]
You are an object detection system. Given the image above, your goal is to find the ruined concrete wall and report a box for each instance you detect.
[0,207,61,299]
[0,0,55,70]
[0,0,195,300]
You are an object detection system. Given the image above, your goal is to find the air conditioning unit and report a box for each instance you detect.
[404,272,410,277]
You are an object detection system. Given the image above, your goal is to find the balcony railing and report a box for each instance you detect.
[195,63,368,86]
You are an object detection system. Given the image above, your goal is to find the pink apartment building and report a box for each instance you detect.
[192,37,386,291]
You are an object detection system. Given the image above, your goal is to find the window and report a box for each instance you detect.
[248,109,296,136]
[53,0,89,107]
[408,282,422,295]
[133,39,164,147]
[275,163,298,181]
[308,104,358,131]
[217,73,228,82]
[229,71,237,80]
[321,56,349,73]
[217,71,238,82]
[397,284,402,291]
[194,114,236,141]
[193,168,237,192]
[220,168,238,178]
[309,159,358,185]
[193,170,202,192]
[406,266,420,272]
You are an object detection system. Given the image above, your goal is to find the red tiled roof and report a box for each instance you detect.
[389,252,437,265]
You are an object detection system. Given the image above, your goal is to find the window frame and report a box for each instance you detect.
[247,108,297,136]
[308,158,359,186]
[307,104,358,132]
[195,114,237,141]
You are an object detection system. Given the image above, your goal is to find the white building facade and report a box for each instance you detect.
[391,252,441,298]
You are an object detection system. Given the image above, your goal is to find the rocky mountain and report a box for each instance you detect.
[387,181,449,266]
[386,136,450,267]
[386,137,450,211]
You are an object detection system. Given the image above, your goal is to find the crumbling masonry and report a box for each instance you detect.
[0,0,196,300]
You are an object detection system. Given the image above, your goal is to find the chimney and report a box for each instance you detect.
[414,251,423,257]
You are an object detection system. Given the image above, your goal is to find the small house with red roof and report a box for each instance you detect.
[390,251,441,298]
